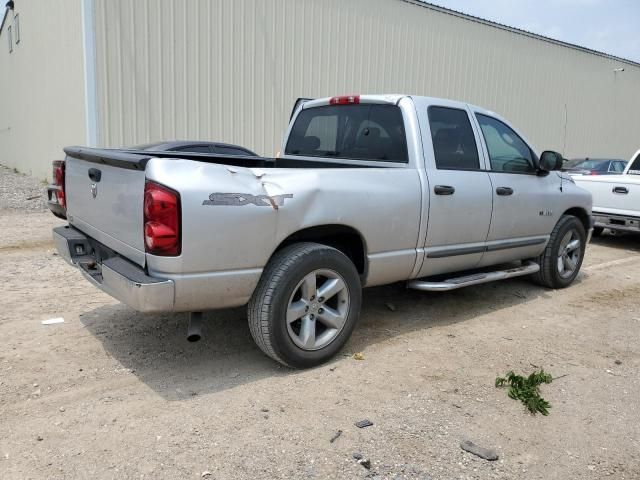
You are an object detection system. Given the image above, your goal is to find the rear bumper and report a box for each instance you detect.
[593,211,640,233]
[53,226,174,312]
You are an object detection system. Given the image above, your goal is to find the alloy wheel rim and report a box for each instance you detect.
[286,269,350,351]
[557,229,581,279]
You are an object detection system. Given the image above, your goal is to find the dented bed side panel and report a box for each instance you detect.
[144,158,422,287]
[145,160,279,275]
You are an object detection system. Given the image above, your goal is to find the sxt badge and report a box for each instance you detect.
[203,192,293,209]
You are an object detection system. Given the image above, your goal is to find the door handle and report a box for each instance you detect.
[88,168,102,182]
[434,185,455,195]
[612,186,629,194]
[496,187,514,196]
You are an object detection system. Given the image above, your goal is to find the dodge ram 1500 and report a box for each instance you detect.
[52,94,593,367]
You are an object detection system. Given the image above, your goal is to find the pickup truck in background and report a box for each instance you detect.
[52,94,593,368]
[573,149,640,236]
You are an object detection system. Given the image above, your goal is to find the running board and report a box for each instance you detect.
[407,261,540,292]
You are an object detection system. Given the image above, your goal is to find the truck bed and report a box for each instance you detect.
[63,146,388,268]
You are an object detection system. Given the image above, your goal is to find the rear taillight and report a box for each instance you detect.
[143,181,181,256]
[329,95,360,105]
[52,160,66,208]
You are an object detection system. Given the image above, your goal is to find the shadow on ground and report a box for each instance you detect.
[81,274,555,401]
[590,230,640,251]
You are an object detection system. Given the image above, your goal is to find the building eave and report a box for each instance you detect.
[402,0,640,68]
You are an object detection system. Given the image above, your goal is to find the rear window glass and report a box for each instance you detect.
[611,161,626,172]
[572,160,606,170]
[131,142,165,150]
[216,146,252,156]
[172,145,212,153]
[285,104,408,163]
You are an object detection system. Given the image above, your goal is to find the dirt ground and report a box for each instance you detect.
[1,205,640,479]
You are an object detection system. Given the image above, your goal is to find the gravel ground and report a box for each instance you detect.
[1,168,640,479]
[0,164,49,211]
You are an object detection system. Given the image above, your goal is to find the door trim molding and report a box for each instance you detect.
[426,236,548,258]
[426,245,485,258]
[485,237,547,252]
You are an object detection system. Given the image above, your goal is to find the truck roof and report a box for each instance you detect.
[302,94,499,118]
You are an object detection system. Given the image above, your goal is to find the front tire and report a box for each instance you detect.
[248,242,362,368]
[530,215,586,289]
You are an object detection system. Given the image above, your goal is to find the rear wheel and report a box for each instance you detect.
[530,215,586,289]
[248,242,362,368]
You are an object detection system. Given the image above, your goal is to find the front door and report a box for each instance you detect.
[473,113,560,266]
[415,103,494,277]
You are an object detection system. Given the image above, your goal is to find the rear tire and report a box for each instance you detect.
[530,215,586,289]
[248,242,362,368]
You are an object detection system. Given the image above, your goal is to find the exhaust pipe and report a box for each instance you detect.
[187,312,203,342]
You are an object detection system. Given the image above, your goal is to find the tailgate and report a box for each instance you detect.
[574,176,639,216]
[65,150,147,267]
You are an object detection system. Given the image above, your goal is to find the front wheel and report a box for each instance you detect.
[248,242,362,368]
[530,215,586,289]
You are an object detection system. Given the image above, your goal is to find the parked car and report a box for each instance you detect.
[47,140,257,218]
[51,94,593,368]
[563,158,627,176]
[132,140,257,156]
[572,149,640,236]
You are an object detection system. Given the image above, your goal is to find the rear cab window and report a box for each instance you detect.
[285,104,408,163]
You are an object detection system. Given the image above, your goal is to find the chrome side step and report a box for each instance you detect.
[407,261,540,292]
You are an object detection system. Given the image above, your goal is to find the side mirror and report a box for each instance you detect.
[539,151,564,171]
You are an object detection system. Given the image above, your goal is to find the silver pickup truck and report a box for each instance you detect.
[52,94,593,368]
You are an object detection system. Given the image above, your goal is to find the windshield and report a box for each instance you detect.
[285,104,408,163]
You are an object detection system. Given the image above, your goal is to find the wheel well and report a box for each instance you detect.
[275,225,367,276]
[563,207,590,232]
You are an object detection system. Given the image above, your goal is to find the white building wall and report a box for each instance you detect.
[0,0,87,180]
[1,0,639,180]
[93,0,640,160]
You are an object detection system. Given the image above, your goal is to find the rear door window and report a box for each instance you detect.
[285,104,408,163]
[427,107,480,170]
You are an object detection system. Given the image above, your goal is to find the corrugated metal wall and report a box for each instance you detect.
[0,0,86,179]
[94,0,640,159]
